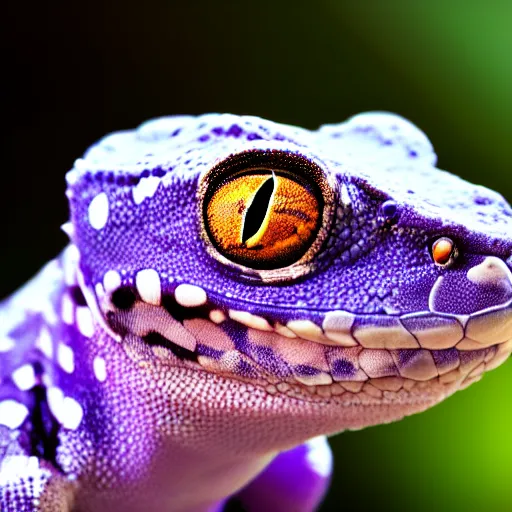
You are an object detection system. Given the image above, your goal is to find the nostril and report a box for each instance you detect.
[467,256,512,288]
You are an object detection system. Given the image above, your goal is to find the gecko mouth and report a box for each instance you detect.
[86,268,512,400]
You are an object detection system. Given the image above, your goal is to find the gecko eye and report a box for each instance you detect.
[199,150,335,274]
[432,237,458,267]
[204,170,322,269]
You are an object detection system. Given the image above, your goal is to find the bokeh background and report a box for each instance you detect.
[2,1,511,511]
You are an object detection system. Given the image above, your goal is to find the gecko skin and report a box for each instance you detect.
[1,113,512,511]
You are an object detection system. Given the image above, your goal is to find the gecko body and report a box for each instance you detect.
[1,113,511,511]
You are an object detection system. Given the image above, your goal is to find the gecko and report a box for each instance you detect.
[0,112,511,512]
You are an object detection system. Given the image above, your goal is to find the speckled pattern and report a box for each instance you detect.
[1,113,511,511]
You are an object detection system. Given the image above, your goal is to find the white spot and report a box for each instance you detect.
[88,192,109,230]
[77,268,121,342]
[103,270,122,293]
[47,386,64,420]
[76,306,95,337]
[61,293,75,326]
[229,310,272,331]
[0,455,50,493]
[35,326,53,358]
[0,336,15,353]
[132,176,161,205]
[136,269,162,305]
[57,343,75,374]
[340,183,351,207]
[209,309,226,324]
[62,244,80,286]
[93,356,107,382]
[47,387,83,430]
[175,284,208,307]
[305,436,333,478]
[95,282,106,302]
[61,397,84,430]
[12,364,36,391]
[0,400,29,429]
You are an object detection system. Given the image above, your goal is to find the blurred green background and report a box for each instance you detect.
[2,1,511,511]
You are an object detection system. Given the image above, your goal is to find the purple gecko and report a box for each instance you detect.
[0,113,511,511]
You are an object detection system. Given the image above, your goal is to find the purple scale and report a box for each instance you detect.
[395,349,419,367]
[331,359,356,379]
[431,348,459,368]
[293,365,321,377]
[221,320,249,351]
[251,346,292,379]
[152,167,166,177]
[459,350,485,365]
[196,344,224,360]
[226,124,243,138]
[221,321,291,378]
[236,360,259,379]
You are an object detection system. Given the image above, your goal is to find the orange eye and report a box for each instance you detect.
[432,237,457,266]
[204,170,322,269]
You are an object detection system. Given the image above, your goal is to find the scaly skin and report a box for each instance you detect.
[1,113,511,511]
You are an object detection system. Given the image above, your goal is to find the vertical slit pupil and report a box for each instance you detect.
[242,176,275,243]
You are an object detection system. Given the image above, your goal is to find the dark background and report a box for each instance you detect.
[2,2,511,511]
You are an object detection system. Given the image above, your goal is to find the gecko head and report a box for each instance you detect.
[64,113,512,434]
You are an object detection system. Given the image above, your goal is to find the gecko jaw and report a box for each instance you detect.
[87,275,511,401]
